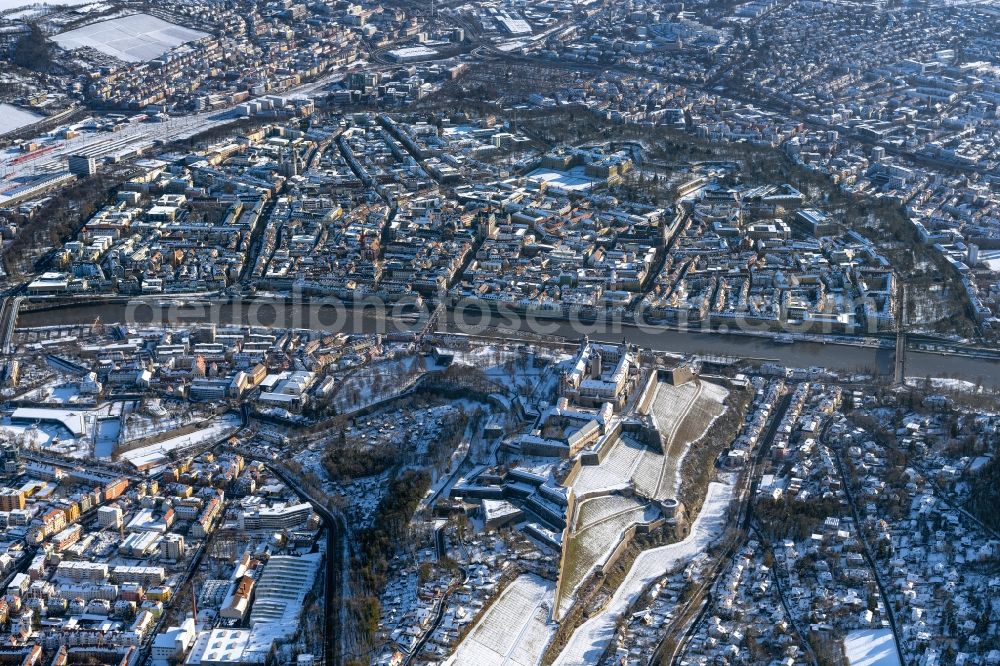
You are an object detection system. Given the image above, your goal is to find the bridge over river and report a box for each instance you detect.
[15,297,1000,388]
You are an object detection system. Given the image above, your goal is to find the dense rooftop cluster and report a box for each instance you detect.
[0,1,998,664]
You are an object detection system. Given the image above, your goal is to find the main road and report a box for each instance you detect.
[14,297,1000,387]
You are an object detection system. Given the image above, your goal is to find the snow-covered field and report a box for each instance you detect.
[53,13,208,62]
[526,166,603,193]
[0,0,93,11]
[843,629,901,666]
[447,573,555,666]
[554,480,736,665]
[572,435,651,495]
[0,420,59,448]
[118,412,240,470]
[0,103,42,136]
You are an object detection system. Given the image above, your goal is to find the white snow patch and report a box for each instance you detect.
[0,0,93,10]
[0,103,42,136]
[119,412,240,470]
[904,376,983,393]
[843,629,901,666]
[53,13,208,63]
[94,418,121,458]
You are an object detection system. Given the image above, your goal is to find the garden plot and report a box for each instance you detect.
[631,444,666,498]
[575,494,649,530]
[558,494,659,611]
[447,573,555,666]
[554,480,736,665]
[53,13,207,62]
[648,380,728,499]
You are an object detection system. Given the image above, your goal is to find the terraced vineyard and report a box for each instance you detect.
[648,380,729,500]
[448,573,556,666]
[573,436,653,495]
[559,494,659,611]
[557,379,730,614]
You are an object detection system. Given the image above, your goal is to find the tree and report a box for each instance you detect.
[454,513,468,544]
[13,24,55,72]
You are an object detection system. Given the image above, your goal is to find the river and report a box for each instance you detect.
[16,298,1000,387]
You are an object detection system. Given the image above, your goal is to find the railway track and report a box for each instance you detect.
[651,390,793,665]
